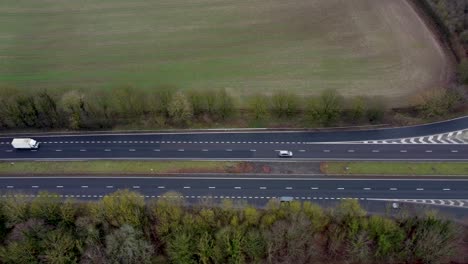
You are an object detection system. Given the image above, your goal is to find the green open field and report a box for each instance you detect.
[0,0,448,103]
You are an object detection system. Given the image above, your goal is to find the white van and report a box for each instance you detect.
[11,138,40,149]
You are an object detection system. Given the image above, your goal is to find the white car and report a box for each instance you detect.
[278,150,293,157]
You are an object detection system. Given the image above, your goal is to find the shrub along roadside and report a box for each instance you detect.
[0,190,463,264]
[0,86,464,131]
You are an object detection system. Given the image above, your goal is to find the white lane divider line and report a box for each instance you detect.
[55,149,62,152]
[323,150,330,153]
[443,188,451,191]
[209,186,216,189]
[285,187,293,190]
[390,188,397,191]
[31,186,39,188]
[337,187,344,190]
[133,186,140,189]
[298,150,306,152]
[129,149,136,152]
[416,188,424,191]
[81,186,88,188]
[311,187,319,190]
[363,188,371,190]
[6,186,14,189]
[202,149,208,152]
[400,150,407,153]
[154,149,160,152]
[226,149,232,152]
[347,150,355,153]
[104,149,111,152]
[56,186,63,188]
[259,187,267,190]
[106,186,113,189]
[178,149,185,152]
[250,149,256,152]
[5,150,12,152]
[183,186,191,189]
[451,150,459,153]
[80,149,87,152]
[234,187,241,189]
[372,150,380,153]
[425,150,433,153]
[157,186,165,189]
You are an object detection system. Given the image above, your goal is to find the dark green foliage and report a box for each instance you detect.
[0,86,462,130]
[418,89,462,118]
[248,94,269,121]
[271,91,300,118]
[105,224,154,264]
[458,59,468,84]
[168,91,194,125]
[0,191,463,263]
[308,89,343,126]
[460,30,468,44]
[214,89,236,120]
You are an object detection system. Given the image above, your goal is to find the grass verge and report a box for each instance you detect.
[321,162,468,176]
[0,161,246,175]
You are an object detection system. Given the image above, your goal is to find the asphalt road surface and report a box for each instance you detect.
[0,176,466,208]
[0,117,467,161]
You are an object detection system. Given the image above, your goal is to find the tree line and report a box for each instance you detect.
[417,0,468,85]
[0,190,463,264]
[0,86,462,131]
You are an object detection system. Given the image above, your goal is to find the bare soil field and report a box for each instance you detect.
[0,0,449,105]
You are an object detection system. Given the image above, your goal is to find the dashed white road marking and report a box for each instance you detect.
[55,149,62,152]
[337,187,344,190]
[104,149,111,152]
[202,149,208,152]
[363,188,371,190]
[425,150,432,153]
[226,149,232,152]
[129,149,136,152]
[259,187,267,190]
[133,186,140,189]
[80,149,86,152]
[154,149,160,152]
[31,186,39,188]
[56,186,63,188]
[250,149,256,152]
[234,186,241,189]
[208,186,216,189]
[451,150,459,153]
[178,149,184,152]
[81,186,88,188]
[347,150,355,153]
[6,186,13,189]
[443,188,451,191]
[400,150,407,153]
[323,150,331,153]
[285,187,293,190]
[416,188,424,191]
[372,150,380,153]
[311,187,319,190]
[5,150,12,152]
[106,186,113,189]
[157,186,165,189]
[183,186,191,189]
[390,188,397,191]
